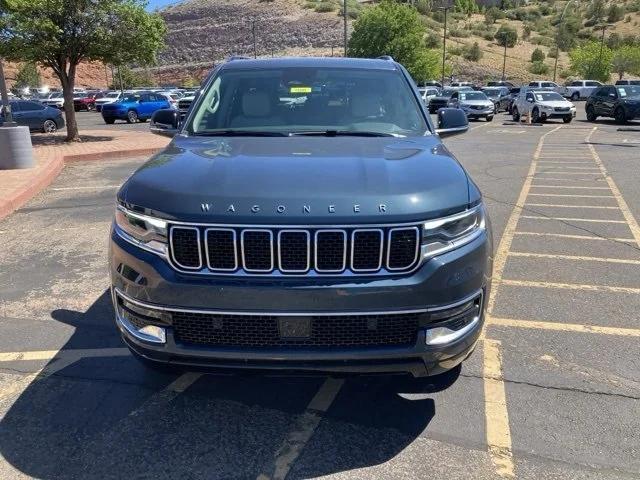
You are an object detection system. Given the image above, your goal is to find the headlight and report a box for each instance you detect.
[422,204,486,258]
[114,205,168,255]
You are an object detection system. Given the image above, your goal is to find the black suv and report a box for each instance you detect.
[109,57,492,378]
[586,84,640,124]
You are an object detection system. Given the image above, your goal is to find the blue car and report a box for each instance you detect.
[101,92,171,124]
[1,100,65,133]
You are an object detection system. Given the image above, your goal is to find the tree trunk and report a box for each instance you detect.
[58,64,80,142]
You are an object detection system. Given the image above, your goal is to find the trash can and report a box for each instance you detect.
[0,126,34,169]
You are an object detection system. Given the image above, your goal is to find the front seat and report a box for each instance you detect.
[350,92,383,121]
[230,91,281,128]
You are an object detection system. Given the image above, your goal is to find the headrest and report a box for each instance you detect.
[242,91,271,117]
[351,93,381,118]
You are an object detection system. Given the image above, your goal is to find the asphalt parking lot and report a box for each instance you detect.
[1,107,639,479]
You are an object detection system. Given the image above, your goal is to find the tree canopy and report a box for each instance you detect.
[494,25,518,48]
[611,45,640,80]
[569,41,613,82]
[12,62,41,92]
[0,0,166,140]
[347,0,440,83]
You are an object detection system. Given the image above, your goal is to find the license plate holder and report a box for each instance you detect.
[278,316,312,339]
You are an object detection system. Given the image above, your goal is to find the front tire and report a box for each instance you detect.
[586,105,597,122]
[563,116,573,124]
[42,119,58,134]
[126,110,139,124]
[532,107,541,123]
[512,107,520,122]
[486,115,494,122]
[571,92,580,101]
[614,107,627,124]
[104,118,115,124]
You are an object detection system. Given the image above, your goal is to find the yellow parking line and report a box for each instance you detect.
[528,193,614,198]
[525,203,619,209]
[534,171,603,176]
[530,177,606,182]
[483,339,514,479]
[487,317,640,337]
[537,161,594,164]
[0,347,129,362]
[514,231,636,242]
[537,167,601,170]
[521,215,626,224]
[530,185,611,189]
[500,278,640,294]
[508,251,640,265]
[587,128,640,248]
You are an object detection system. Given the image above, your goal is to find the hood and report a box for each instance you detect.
[537,100,573,108]
[461,99,493,107]
[119,135,472,224]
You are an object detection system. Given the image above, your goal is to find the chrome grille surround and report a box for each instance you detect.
[167,222,423,277]
[169,226,202,270]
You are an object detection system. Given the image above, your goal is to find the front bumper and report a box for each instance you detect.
[463,107,494,117]
[102,110,127,120]
[539,109,576,119]
[109,226,492,377]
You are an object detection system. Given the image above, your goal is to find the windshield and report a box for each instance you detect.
[482,89,501,97]
[533,92,564,101]
[459,92,488,101]
[106,92,120,98]
[187,66,428,137]
[617,86,640,97]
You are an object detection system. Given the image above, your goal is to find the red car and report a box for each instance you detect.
[73,92,102,112]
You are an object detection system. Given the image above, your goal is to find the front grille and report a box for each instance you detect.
[172,311,420,348]
[554,107,570,112]
[168,224,421,276]
[178,99,193,111]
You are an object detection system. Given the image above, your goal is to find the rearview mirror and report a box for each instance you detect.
[150,109,180,137]
[435,108,469,137]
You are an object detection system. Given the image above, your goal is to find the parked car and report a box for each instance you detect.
[487,80,516,88]
[527,81,560,92]
[428,88,457,114]
[419,87,440,105]
[95,91,122,112]
[418,80,443,89]
[481,87,510,113]
[178,94,196,117]
[501,87,521,113]
[450,81,475,89]
[1,100,65,133]
[559,80,602,101]
[112,56,490,377]
[512,90,576,123]
[158,92,180,109]
[448,90,495,121]
[615,79,640,86]
[42,92,65,109]
[101,92,171,124]
[585,84,640,124]
[73,92,101,112]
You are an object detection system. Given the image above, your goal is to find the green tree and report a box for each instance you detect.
[463,42,483,62]
[454,0,478,17]
[13,62,40,92]
[531,47,545,62]
[348,1,440,82]
[0,0,166,141]
[494,24,518,79]
[585,0,606,26]
[569,41,613,81]
[109,66,155,90]
[484,6,502,24]
[611,45,640,80]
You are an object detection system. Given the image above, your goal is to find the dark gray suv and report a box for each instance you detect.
[109,57,492,377]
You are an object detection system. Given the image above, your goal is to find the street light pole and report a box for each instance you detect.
[343,0,348,57]
[0,58,16,126]
[440,5,452,86]
[553,0,575,82]
[251,20,257,59]
[502,42,507,81]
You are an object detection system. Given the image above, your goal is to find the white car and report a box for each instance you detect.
[419,87,440,105]
[448,90,495,121]
[512,90,576,123]
[42,92,65,109]
[559,80,602,100]
[94,91,122,112]
[527,81,560,93]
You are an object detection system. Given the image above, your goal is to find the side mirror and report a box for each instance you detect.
[435,108,469,138]
[527,98,534,103]
[150,109,180,137]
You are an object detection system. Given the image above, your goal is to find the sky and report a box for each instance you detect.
[145,0,182,11]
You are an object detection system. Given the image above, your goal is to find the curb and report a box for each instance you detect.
[0,146,164,222]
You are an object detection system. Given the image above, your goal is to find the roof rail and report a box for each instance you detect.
[377,55,394,61]
[227,55,251,61]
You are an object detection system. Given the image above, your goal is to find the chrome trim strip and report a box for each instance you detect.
[204,228,238,272]
[386,227,420,271]
[425,315,480,345]
[241,229,274,273]
[114,224,168,258]
[114,287,483,316]
[314,229,347,273]
[169,226,203,270]
[114,301,166,344]
[278,230,310,273]
[350,228,384,272]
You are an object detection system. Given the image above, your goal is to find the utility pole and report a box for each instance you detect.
[0,58,16,126]
[118,65,124,93]
[439,5,453,86]
[502,42,507,81]
[553,0,575,82]
[343,0,348,57]
[104,64,109,89]
[598,24,610,60]
[251,20,257,59]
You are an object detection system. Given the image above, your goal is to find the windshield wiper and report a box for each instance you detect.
[191,130,287,137]
[288,130,401,137]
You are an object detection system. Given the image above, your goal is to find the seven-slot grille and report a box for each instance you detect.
[169,225,420,275]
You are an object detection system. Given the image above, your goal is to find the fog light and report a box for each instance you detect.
[425,316,480,345]
[138,325,166,343]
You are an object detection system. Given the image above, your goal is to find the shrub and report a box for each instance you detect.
[482,31,495,41]
[530,36,553,47]
[449,27,470,38]
[559,69,572,79]
[416,0,431,15]
[607,4,624,23]
[529,61,549,75]
[463,42,483,61]
[531,47,545,62]
[448,45,463,56]
[547,47,558,59]
[522,24,532,40]
[431,10,445,23]
[425,31,441,49]
[625,15,632,22]
[314,1,335,13]
[484,6,503,24]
